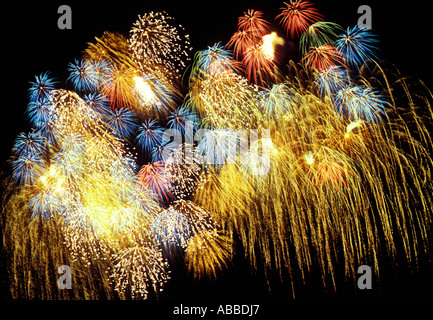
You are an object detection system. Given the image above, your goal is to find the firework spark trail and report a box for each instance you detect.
[8,88,165,298]
[194,61,433,296]
[188,44,263,130]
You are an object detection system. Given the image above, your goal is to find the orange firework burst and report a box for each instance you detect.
[243,41,276,85]
[301,44,346,71]
[276,0,324,38]
[137,161,174,203]
[101,65,137,108]
[238,9,271,37]
[227,30,258,60]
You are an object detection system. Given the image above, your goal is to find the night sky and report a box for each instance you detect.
[2,1,432,162]
[1,0,433,308]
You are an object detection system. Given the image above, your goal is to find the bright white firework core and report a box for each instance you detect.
[261,32,284,61]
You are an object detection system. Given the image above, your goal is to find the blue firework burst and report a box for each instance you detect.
[67,59,100,92]
[192,43,239,77]
[106,108,138,140]
[335,25,379,69]
[258,83,295,119]
[28,72,57,103]
[167,105,198,140]
[83,92,110,120]
[151,144,174,163]
[26,98,54,128]
[90,59,113,86]
[136,119,164,153]
[315,65,350,98]
[11,154,47,185]
[28,189,62,220]
[334,85,386,123]
[12,131,48,159]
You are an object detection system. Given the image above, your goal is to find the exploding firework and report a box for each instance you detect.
[128,11,192,79]
[276,0,324,37]
[238,9,271,37]
[2,3,433,302]
[136,119,164,153]
[335,25,379,68]
[137,161,174,203]
[299,21,343,55]
[301,44,346,71]
[67,59,100,93]
[227,30,258,60]
[185,230,233,280]
[111,245,169,299]
[28,72,57,103]
[105,107,138,140]
[194,61,433,297]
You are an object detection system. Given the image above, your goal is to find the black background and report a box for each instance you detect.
[1,0,433,308]
[2,0,433,163]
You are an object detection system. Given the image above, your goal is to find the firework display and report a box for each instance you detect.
[1,1,433,301]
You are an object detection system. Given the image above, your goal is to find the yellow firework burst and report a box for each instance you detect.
[185,230,233,280]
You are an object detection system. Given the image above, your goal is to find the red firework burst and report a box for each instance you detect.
[137,161,174,203]
[238,9,271,37]
[227,30,259,60]
[243,43,276,85]
[276,0,324,38]
[300,44,346,71]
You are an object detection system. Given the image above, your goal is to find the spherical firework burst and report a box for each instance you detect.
[258,82,295,120]
[238,9,271,37]
[12,131,48,159]
[276,0,324,38]
[243,41,277,85]
[335,25,379,69]
[10,153,47,185]
[136,119,164,153]
[315,65,350,97]
[137,161,174,203]
[167,106,198,139]
[334,85,386,123]
[299,21,343,55]
[128,11,192,77]
[227,30,258,60]
[191,43,242,78]
[26,98,54,128]
[28,72,57,103]
[301,44,346,71]
[67,59,100,92]
[105,107,138,140]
